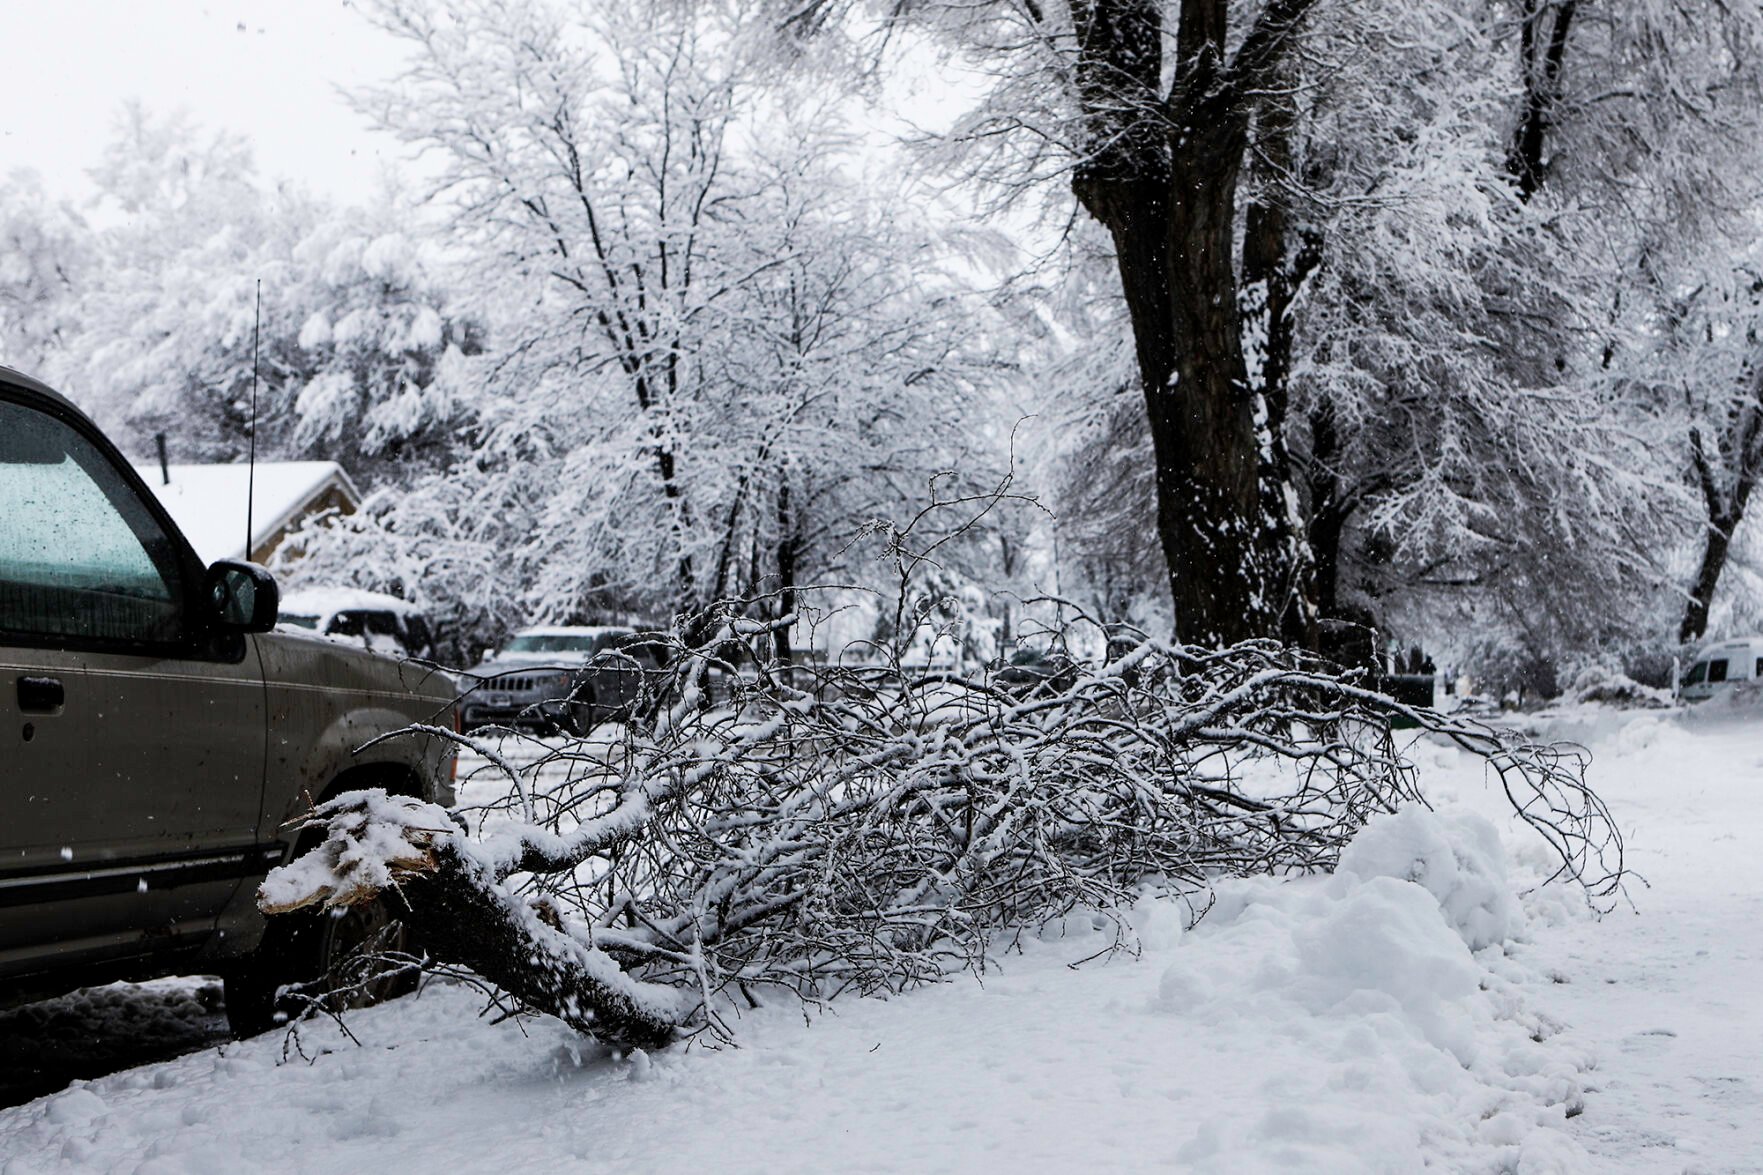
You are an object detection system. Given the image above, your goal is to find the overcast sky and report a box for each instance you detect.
[0,1,406,205]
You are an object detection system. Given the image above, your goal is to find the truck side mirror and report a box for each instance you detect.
[207,561,280,633]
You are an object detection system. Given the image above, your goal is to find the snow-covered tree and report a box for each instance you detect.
[280,211,485,484]
[930,0,1763,674]
[879,0,1328,646]
[52,105,481,481]
[0,171,89,377]
[326,0,1009,631]
[1277,1,1687,650]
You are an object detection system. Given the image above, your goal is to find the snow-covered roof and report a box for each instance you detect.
[133,461,360,565]
[1695,635,1763,652]
[280,587,425,621]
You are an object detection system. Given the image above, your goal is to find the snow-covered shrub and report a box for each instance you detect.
[1337,808,1524,951]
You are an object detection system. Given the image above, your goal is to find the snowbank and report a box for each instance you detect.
[1158,809,1586,1172]
[1337,807,1524,951]
[1563,667,1670,711]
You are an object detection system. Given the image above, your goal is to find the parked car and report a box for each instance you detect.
[460,625,666,734]
[0,365,457,1036]
[277,586,436,660]
[1678,635,1763,703]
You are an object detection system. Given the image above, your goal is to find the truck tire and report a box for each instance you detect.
[224,883,420,1037]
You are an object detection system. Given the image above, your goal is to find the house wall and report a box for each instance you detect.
[250,485,357,565]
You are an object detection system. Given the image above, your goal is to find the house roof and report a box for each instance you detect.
[133,461,361,565]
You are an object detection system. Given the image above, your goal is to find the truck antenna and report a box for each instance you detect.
[245,279,261,561]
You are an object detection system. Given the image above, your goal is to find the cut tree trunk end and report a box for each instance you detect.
[258,792,689,1051]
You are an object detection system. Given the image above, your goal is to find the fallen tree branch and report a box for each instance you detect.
[262,602,1621,1048]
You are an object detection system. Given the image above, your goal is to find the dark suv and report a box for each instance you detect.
[461,626,665,733]
[0,366,456,1035]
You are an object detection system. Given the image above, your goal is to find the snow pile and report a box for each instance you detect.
[1160,810,1587,1171]
[1337,806,1524,950]
[1564,666,1669,710]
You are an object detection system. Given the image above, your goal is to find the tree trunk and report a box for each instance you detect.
[1241,80,1320,646]
[1303,399,1350,617]
[773,481,799,663]
[1157,116,1282,645]
[1681,519,1736,644]
[1070,0,1320,647]
[1508,0,1579,201]
[1681,407,1763,643]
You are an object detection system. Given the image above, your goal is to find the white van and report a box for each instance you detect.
[1679,636,1763,702]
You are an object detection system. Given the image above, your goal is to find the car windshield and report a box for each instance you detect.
[1684,661,1707,686]
[280,613,320,630]
[503,632,624,654]
[330,610,402,638]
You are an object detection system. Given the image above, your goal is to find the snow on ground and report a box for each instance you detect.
[2,710,1759,1174]
[1495,708,1763,1173]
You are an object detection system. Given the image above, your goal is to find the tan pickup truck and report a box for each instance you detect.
[0,366,456,1034]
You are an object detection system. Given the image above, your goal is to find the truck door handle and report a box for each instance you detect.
[17,676,65,712]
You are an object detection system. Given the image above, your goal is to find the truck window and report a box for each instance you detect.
[403,614,433,656]
[0,398,184,644]
[329,609,406,654]
[1684,661,1707,686]
[1708,658,1729,684]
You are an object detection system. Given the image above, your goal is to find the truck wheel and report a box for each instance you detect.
[224,891,420,1037]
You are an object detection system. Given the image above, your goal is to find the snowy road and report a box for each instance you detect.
[1,708,1758,1173]
[1512,711,1763,1172]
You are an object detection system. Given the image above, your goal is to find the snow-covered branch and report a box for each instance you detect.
[261,599,1621,1047]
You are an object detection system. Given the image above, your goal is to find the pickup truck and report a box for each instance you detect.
[0,365,456,1035]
